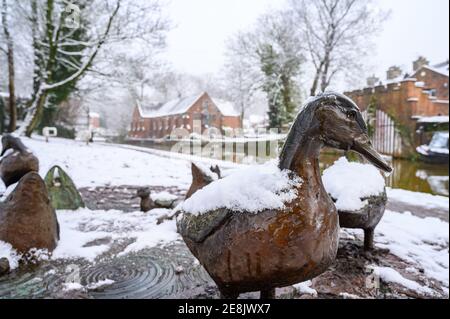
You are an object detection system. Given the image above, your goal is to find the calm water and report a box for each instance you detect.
[127,140,449,197]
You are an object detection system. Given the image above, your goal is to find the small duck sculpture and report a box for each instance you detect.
[337,191,387,251]
[133,187,178,212]
[185,163,221,199]
[0,134,39,187]
[177,92,392,299]
[157,163,221,225]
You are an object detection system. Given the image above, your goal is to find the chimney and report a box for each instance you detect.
[366,75,380,87]
[413,56,429,71]
[386,66,402,80]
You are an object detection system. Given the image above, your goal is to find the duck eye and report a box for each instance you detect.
[347,110,357,120]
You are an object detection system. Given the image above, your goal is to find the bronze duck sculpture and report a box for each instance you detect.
[185,163,221,199]
[157,163,221,225]
[177,92,392,299]
[0,134,39,187]
[0,172,60,253]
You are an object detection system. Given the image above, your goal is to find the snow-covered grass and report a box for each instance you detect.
[53,208,179,262]
[322,157,386,211]
[180,161,302,215]
[375,210,449,287]
[21,136,193,189]
[387,188,449,210]
[369,266,434,295]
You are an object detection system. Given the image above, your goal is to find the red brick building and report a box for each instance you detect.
[344,57,448,157]
[345,58,449,128]
[128,92,241,139]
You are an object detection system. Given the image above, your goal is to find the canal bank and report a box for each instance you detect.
[122,138,449,197]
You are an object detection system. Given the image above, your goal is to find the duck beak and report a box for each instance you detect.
[352,136,393,173]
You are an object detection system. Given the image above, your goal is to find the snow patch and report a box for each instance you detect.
[86,279,115,290]
[322,157,386,211]
[180,161,302,215]
[387,188,449,210]
[369,266,434,295]
[293,281,318,296]
[62,282,85,292]
[376,210,449,286]
[53,208,180,262]
[0,241,21,270]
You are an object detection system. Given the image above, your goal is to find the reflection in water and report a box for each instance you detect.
[132,140,449,197]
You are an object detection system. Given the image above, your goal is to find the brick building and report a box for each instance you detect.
[344,57,448,157]
[345,57,448,128]
[128,92,241,139]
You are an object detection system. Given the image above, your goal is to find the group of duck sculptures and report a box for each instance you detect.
[0,134,59,256]
[0,134,85,273]
[177,92,392,299]
[0,92,391,299]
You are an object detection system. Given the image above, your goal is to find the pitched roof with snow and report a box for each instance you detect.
[137,92,239,118]
[137,93,204,118]
[421,63,449,77]
[211,98,240,117]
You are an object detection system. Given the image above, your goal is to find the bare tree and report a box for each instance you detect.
[1,0,16,131]
[12,0,170,137]
[225,11,304,127]
[290,0,387,96]
[223,36,262,127]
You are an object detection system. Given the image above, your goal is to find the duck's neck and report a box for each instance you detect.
[281,134,323,182]
[280,115,323,184]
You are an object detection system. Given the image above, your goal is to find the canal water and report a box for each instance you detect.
[127,139,449,197]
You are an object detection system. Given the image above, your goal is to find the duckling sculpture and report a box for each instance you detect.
[133,187,178,212]
[44,165,85,210]
[134,187,154,212]
[185,163,221,199]
[177,92,392,299]
[0,172,60,253]
[157,163,221,225]
[322,157,388,251]
[338,191,387,251]
[0,134,39,187]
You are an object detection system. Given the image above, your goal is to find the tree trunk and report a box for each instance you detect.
[320,50,331,93]
[310,71,320,96]
[2,0,17,132]
[25,92,48,137]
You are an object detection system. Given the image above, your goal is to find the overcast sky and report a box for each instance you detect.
[166,0,449,84]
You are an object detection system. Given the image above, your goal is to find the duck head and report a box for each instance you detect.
[316,93,392,173]
[280,92,392,173]
[1,134,28,156]
[133,187,151,199]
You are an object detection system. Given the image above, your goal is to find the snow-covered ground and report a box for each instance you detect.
[0,136,448,298]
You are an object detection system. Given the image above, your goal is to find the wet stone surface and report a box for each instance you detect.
[79,185,185,212]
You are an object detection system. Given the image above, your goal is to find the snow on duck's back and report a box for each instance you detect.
[180,161,302,216]
[322,157,386,211]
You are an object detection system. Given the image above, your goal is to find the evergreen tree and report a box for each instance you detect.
[38,1,89,131]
